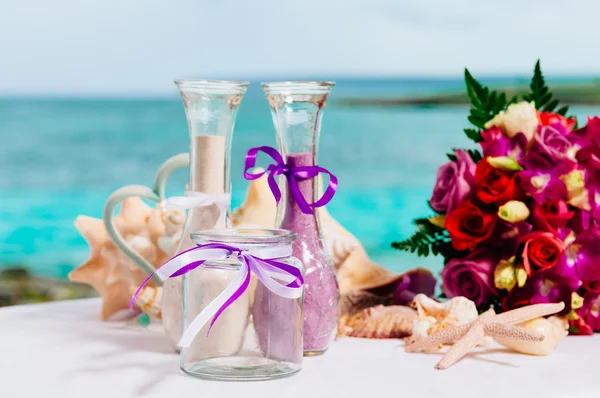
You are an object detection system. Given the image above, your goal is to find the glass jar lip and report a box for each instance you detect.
[261,81,335,95]
[191,228,297,246]
[175,79,250,94]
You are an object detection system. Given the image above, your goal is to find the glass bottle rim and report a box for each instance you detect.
[261,81,335,95]
[174,79,250,94]
[191,228,297,247]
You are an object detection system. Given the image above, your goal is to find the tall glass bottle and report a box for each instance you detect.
[162,79,249,350]
[261,81,339,355]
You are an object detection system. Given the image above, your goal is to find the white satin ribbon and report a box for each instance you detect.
[164,191,230,227]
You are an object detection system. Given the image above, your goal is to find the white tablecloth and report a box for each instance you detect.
[1,298,599,398]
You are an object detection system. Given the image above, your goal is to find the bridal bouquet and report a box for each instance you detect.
[394,61,600,334]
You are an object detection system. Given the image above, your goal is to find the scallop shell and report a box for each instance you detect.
[129,285,162,320]
[496,316,568,355]
[338,305,416,339]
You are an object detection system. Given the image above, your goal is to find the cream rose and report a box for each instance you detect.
[484,101,538,142]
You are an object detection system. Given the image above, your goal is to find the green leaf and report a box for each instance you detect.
[464,128,482,142]
[391,216,452,258]
[463,68,508,141]
[523,59,567,115]
[556,105,570,117]
[449,148,483,163]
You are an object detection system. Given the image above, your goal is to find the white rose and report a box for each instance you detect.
[497,200,530,223]
[484,101,538,142]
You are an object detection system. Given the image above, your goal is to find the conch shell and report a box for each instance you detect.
[232,174,434,295]
[406,294,479,350]
[129,285,162,320]
[338,305,416,339]
[496,316,568,355]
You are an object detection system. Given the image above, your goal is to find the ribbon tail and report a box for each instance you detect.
[312,170,338,208]
[178,261,251,348]
[287,175,314,215]
[248,256,303,299]
[129,271,157,309]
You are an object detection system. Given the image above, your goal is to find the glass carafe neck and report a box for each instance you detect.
[176,80,249,194]
[261,81,334,229]
[262,81,333,159]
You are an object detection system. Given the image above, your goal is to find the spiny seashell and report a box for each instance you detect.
[338,305,416,339]
[69,197,184,320]
[341,290,394,316]
[405,294,479,350]
[130,285,162,320]
[496,316,568,355]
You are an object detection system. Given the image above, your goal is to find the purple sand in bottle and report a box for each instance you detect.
[252,152,339,355]
[282,152,339,353]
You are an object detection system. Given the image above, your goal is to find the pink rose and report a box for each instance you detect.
[441,249,498,306]
[429,150,476,213]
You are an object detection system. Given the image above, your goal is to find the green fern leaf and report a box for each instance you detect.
[463,68,508,140]
[391,217,452,258]
[464,128,482,142]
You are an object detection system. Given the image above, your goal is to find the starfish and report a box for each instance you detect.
[405,302,565,369]
[69,198,179,319]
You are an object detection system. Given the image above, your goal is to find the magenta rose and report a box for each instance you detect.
[429,150,476,214]
[579,290,600,332]
[441,249,498,306]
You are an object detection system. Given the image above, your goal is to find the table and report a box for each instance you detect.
[1,299,599,398]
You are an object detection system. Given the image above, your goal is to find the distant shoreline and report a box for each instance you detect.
[337,82,600,107]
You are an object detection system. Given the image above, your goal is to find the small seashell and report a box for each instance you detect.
[129,286,162,320]
[496,316,568,355]
[338,305,416,339]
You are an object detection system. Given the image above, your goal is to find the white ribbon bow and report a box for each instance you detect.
[164,191,230,227]
[131,243,303,348]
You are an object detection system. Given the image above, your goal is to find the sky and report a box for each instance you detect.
[1,0,599,95]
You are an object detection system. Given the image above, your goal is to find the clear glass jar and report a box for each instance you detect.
[180,229,303,381]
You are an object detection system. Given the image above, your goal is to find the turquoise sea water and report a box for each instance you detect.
[1,78,599,279]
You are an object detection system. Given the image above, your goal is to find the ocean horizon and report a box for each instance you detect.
[2,76,600,280]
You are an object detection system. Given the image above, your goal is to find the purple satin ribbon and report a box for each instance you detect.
[130,242,303,345]
[243,146,338,215]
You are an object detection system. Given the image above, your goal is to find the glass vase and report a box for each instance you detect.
[162,79,249,350]
[181,229,303,381]
[261,81,339,355]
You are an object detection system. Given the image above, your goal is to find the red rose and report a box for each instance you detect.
[537,111,576,132]
[475,157,522,205]
[521,231,565,276]
[568,316,594,335]
[530,199,574,234]
[445,200,497,251]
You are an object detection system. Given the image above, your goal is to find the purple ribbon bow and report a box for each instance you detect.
[243,146,338,215]
[130,242,304,347]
